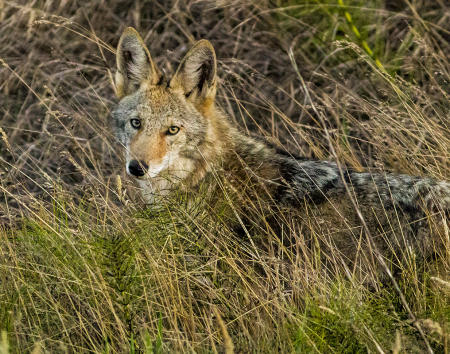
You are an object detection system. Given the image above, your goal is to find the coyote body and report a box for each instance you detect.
[111,28,449,267]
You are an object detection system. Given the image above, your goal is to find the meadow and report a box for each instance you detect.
[0,0,449,352]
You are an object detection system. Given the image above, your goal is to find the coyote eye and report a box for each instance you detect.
[130,118,141,129]
[167,126,180,135]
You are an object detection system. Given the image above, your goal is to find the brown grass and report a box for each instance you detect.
[1,0,449,352]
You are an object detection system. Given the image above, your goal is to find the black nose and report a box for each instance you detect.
[128,160,148,177]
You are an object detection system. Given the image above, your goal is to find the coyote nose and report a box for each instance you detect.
[127,160,148,177]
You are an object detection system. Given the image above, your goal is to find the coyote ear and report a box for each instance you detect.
[115,27,160,98]
[170,40,217,102]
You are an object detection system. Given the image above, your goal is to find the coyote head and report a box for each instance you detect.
[111,27,223,198]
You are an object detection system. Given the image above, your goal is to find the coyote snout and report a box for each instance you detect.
[125,128,171,179]
[127,160,148,177]
[126,154,170,179]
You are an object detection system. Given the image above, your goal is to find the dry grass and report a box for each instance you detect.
[1,0,449,352]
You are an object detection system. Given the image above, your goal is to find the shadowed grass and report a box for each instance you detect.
[1,0,449,352]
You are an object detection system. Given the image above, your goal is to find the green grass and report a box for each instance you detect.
[1,0,449,352]
[1,192,448,352]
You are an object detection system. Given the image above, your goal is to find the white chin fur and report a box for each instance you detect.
[136,179,156,204]
[146,155,170,178]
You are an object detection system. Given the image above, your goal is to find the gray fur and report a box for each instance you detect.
[110,92,141,146]
[272,155,450,213]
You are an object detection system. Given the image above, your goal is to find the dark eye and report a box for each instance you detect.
[167,126,180,135]
[130,118,141,129]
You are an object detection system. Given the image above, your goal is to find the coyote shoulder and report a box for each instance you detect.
[111,27,449,262]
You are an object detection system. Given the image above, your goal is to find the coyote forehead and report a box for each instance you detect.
[113,85,207,137]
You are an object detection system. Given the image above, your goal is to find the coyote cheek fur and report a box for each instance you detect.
[111,27,449,265]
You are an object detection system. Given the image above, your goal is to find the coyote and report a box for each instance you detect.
[111,27,449,270]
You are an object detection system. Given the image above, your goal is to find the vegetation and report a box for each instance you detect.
[1,0,448,352]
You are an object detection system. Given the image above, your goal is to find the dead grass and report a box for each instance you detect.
[0,0,449,352]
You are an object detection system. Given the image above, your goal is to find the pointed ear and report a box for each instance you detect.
[115,27,160,98]
[170,40,217,102]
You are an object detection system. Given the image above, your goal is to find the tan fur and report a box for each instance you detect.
[129,131,166,165]
[111,28,449,275]
[116,27,161,98]
[170,39,217,103]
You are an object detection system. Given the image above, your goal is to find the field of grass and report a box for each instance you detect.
[1,0,449,352]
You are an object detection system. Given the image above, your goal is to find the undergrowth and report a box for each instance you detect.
[1,0,449,352]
